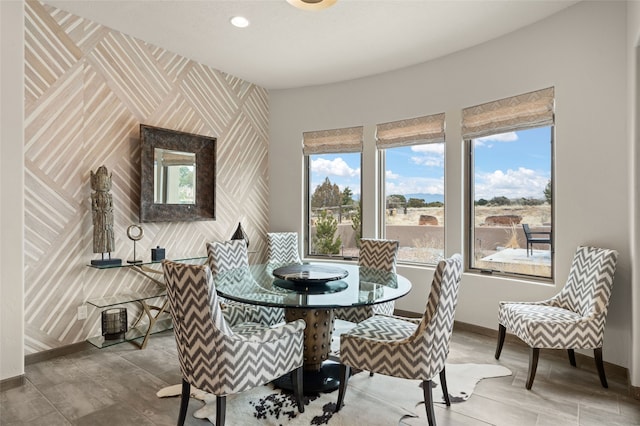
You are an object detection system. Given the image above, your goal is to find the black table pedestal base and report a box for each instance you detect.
[273,361,341,394]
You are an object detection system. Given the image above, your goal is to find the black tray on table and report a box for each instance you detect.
[272,264,349,294]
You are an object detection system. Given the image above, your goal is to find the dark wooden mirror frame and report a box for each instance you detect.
[140,124,216,222]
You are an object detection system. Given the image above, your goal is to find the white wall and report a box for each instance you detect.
[269,0,632,369]
[628,0,640,390]
[0,0,25,381]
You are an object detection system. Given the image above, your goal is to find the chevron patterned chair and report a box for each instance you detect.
[207,239,285,325]
[336,254,463,426]
[495,246,618,390]
[266,232,302,271]
[162,260,306,426]
[334,238,400,323]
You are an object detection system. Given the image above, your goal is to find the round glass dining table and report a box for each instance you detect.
[213,262,412,393]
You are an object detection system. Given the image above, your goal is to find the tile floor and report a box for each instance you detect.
[1,328,638,425]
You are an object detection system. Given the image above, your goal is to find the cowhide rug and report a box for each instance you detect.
[157,363,511,425]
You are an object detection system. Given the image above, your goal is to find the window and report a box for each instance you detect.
[377,114,446,264]
[304,127,362,258]
[464,88,554,279]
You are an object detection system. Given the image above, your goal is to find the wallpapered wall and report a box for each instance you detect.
[23,0,270,354]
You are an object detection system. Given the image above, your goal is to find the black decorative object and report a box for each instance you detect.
[151,246,165,261]
[272,264,349,294]
[231,222,249,247]
[101,308,127,340]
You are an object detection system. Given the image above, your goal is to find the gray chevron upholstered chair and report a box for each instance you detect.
[207,239,285,325]
[266,232,303,271]
[334,238,400,323]
[162,260,305,426]
[495,246,618,390]
[336,254,463,426]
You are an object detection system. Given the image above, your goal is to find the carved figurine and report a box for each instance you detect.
[90,166,121,266]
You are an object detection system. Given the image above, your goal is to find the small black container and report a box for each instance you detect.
[101,308,127,340]
[151,246,165,261]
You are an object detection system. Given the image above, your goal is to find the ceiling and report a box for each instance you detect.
[43,0,579,90]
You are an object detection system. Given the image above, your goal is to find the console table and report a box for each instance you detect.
[87,257,206,349]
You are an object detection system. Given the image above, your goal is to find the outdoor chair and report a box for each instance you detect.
[162,260,305,426]
[522,224,552,256]
[335,254,463,426]
[495,246,618,389]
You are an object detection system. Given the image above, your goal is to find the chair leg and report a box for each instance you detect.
[526,347,540,390]
[291,366,305,413]
[422,380,436,426]
[335,364,350,412]
[594,348,608,388]
[567,349,576,367]
[216,395,226,426]
[439,367,451,406]
[495,324,506,359]
[178,379,190,426]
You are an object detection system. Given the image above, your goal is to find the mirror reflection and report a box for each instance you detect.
[154,148,196,204]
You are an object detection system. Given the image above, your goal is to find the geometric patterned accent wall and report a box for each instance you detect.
[23,0,269,354]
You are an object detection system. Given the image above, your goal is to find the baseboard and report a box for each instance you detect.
[1,342,94,392]
[0,374,25,392]
[24,341,92,366]
[629,379,640,400]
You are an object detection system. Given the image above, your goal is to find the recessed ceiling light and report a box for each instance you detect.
[287,0,337,11]
[230,16,250,28]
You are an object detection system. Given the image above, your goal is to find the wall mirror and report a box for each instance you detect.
[140,124,216,222]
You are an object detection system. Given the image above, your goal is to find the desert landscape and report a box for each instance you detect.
[312,203,552,277]
[385,204,551,229]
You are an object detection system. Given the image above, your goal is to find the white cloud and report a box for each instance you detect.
[311,157,360,178]
[386,176,444,195]
[386,170,400,179]
[410,144,444,167]
[411,154,443,167]
[477,132,518,142]
[411,144,444,154]
[474,167,549,200]
[474,131,518,147]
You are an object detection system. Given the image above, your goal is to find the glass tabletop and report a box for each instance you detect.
[86,287,167,308]
[214,263,411,309]
[87,256,207,269]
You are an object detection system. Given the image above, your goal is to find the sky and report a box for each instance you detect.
[310,126,552,202]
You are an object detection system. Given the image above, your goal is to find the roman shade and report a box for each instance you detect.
[376,113,445,149]
[302,126,363,155]
[461,87,555,140]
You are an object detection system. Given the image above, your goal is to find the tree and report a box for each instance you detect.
[341,186,354,206]
[476,198,489,206]
[313,210,342,254]
[544,179,552,204]
[351,201,362,248]
[386,194,406,209]
[178,166,194,188]
[407,197,426,208]
[311,177,341,208]
[489,196,511,206]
